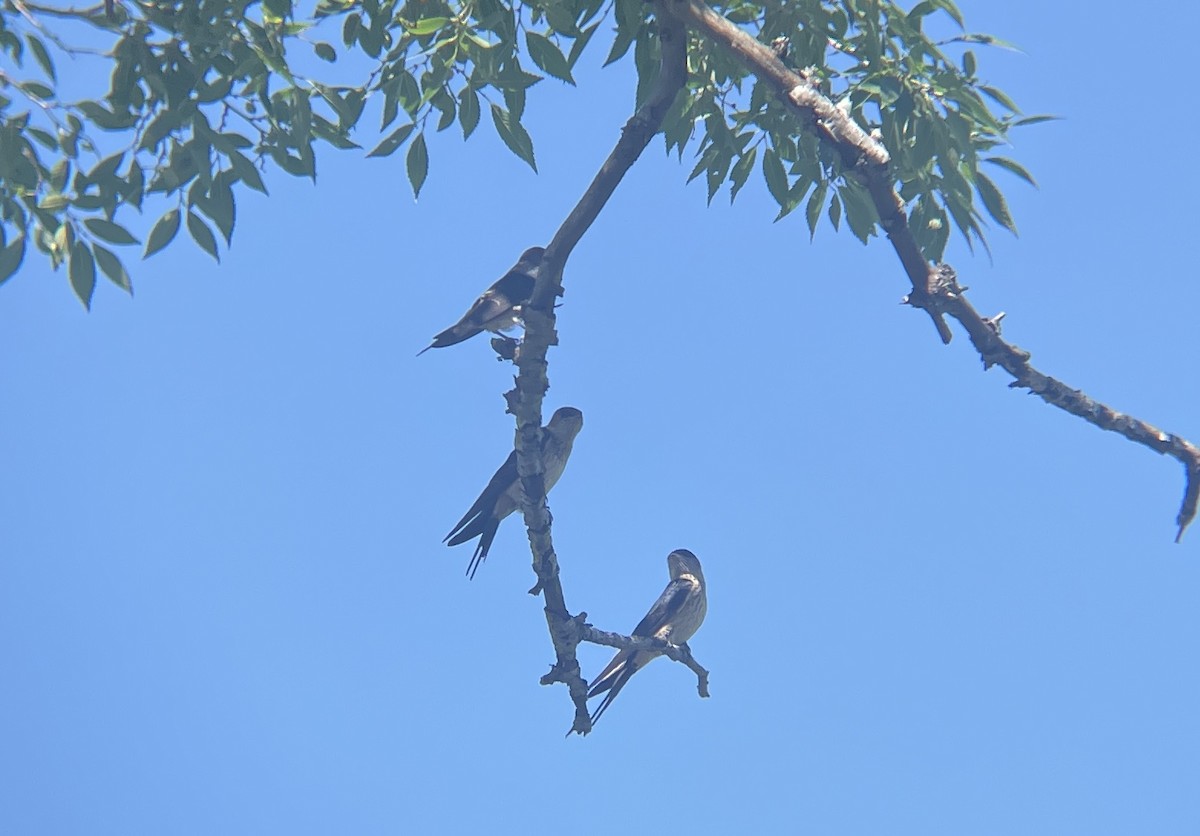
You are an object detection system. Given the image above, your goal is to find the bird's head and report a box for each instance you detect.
[517,246,546,270]
[667,548,704,583]
[547,406,584,438]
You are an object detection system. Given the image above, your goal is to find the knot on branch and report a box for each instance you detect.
[929,262,963,297]
[540,658,583,687]
[550,608,587,645]
[526,540,560,596]
[901,262,958,344]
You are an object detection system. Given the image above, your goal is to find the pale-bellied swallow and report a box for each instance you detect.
[586,549,708,727]
[418,246,545,355]
[444,406,583,579]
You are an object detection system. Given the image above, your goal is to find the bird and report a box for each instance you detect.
[444,406,583,579]
[585,549,708,728]
[418,246,545,355]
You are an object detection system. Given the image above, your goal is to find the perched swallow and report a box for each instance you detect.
[444,406,583,578]
[418,246,545,355]
[586,549,708,727]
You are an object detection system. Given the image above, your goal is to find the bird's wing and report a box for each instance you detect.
[630,577,697,638]
[587,647,633,698]
[588,659,641,726]
[444,450,518,546]
[469,272,534,329]
[586,579,694,699]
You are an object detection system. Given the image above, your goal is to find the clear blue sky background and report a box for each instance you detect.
[3,2,1199,833]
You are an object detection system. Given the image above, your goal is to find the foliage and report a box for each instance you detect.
[0,0,1036,307]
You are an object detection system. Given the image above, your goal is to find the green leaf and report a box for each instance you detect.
[87,152,126,185]
[124,161,145,209]
[144,208,181,258]
[605,0,642,66]
[458,86,480,139]
[186,211,220,261]
[779,177,813,222]
[311,115,362,150]
[229,151,268,194]
[937,0,966,28]
[314,41,337,62]
[20,81,54,100]
[397,71,421,114]
[567,23,599,69]
[404,16,450,36]
[544,4,581,36]
[631,25,659,107]
[806,181,828,239]
[942,32,1018,50]
[729,147,757,203]
[705,148,732,205]
[263,0,294,20]
[982,156,1037,187]
[406,133,428,198]
[502,87,526,122]
[762,147,788,207]
[93,244,132,294]
[1013,114,1058,127]
[367,123,415,158]
[216,132,253,150]
[0,235,26,285]
[50,160,70,191]
[69,241,96,310]
[431,88,457,132]
[380,80,400,130]
[489,105,537,171]
[138,109,181,151]
[38,194,71,212]
[26,34,56,82]
[943,189,979,248]
[975,170,1017,234]
[76,100,138,131]
[839,182,879,244]
[198,174,236,244]
[84,218,140,246]
[342,12,361,46]
[526,32,575,84]
[979,85,1019,113]
[54,222,73,258]
[909,0,963,28]
[827,193,841,231]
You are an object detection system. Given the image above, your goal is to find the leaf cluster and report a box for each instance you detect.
[0,0,1042,306]
[657,0,1046,259]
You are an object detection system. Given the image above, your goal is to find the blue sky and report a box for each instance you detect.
[3,2,1199,834]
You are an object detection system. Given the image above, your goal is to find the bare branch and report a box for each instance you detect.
[17,1,110,22]
[676,0,1200,540]
[507,0,689,734]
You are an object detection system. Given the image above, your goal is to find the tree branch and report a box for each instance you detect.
[506,0,689,734]
[540,613,710,697]
[579,622,710,698]
[676,0,1200,540]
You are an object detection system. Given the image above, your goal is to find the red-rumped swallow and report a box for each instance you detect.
[418,247,544,355]
[586,549,708,726]
[444,406,583,578]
